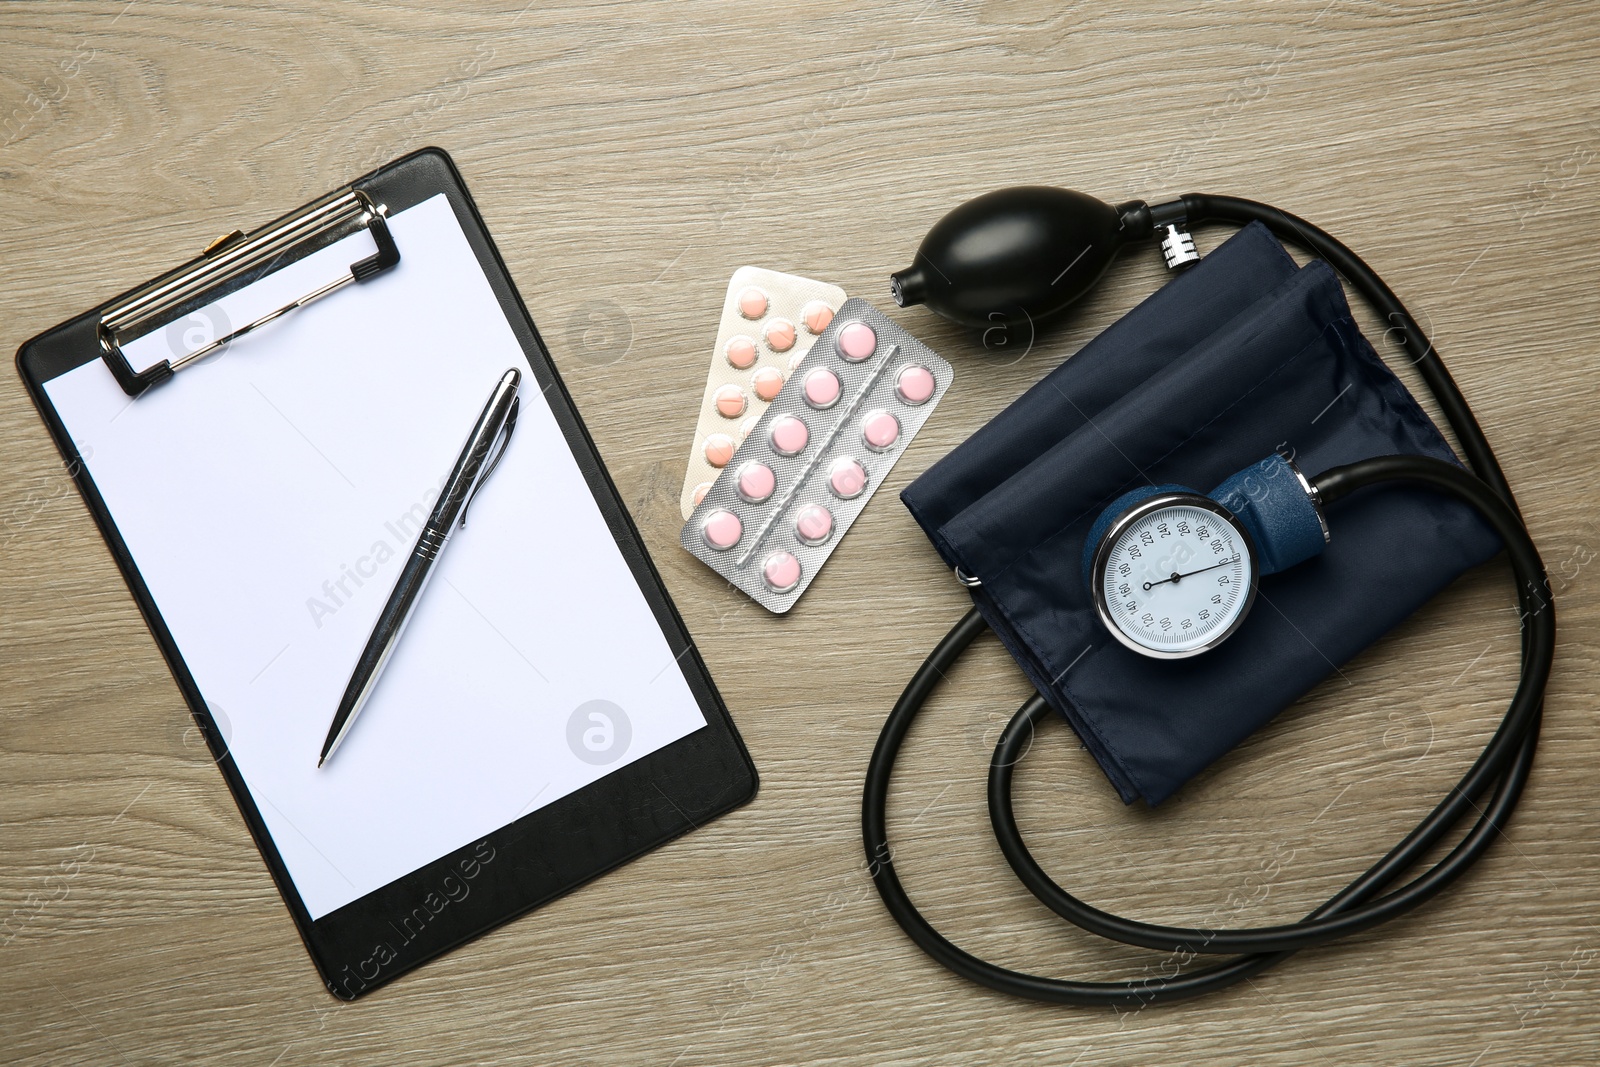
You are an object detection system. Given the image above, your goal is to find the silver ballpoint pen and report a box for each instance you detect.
[318,367,522,767]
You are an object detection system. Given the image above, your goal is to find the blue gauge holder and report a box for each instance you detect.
[901,222,1501,806]
[1208,455,1330,575]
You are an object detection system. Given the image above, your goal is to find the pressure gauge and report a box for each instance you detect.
[1089,493,1258,659]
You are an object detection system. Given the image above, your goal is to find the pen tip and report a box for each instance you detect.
[317,755,326,769]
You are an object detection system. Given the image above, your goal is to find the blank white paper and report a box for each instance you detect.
[44,194,708,919]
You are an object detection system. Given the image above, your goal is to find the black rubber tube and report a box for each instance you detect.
[861,200,1551,1005]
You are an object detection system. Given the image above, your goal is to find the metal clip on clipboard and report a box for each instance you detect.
[97,187,401,397]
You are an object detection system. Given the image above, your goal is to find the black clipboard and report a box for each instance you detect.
[15,148,757,999]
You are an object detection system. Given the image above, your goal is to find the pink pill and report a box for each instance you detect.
[769,414,809,456]
[704,433,735,468]
[764,318,796,353]
[737,286,768,319]
[896,364,936,405]
[836,321,877,362]
[692,481,712,506]
[803,368,841,409]
[702,509,742,550]
[762,550,802,593]
[801,301,835,335]
[714,384,746,418]
[828,456,867,499]
[736,461,776,504]
[862,409,900,451]
[752,365,785,402]
[794,503,834,546]
[725,335,758,369]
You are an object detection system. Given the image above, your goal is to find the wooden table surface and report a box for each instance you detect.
[4,2,1599,1064]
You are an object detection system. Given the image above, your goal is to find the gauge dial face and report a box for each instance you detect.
[1094,496,1256,658]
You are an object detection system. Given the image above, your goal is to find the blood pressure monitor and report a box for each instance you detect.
[865,186,1554,1009]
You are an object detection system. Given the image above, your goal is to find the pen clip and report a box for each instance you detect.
[460,395,519,528]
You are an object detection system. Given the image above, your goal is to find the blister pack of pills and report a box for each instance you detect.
[679,267,848,519]
[680,298,953,612]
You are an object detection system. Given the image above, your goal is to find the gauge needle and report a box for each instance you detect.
[1141,555,1240,591]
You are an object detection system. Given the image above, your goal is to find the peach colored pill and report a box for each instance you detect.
[896,364,936,405]
[769,414,809,456]
[803,368,841,409]
[739,415,759,442]
[828,456,867,499]
[862,409,900,451]
[794,503,834,546]
[704,433,735,468]
[725,335,758,369]
[836,321,877,362]
[713,383,746,419]
[762,550,802,593]
[764,318,797,352]
[737,286,768,319]
[801,300,835,335]
[736,461,776,504]
[692,481,712,506]
[751,365,785,402]
[702,509,743,550]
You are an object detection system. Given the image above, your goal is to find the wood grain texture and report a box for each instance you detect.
[3,1,1599,1063]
